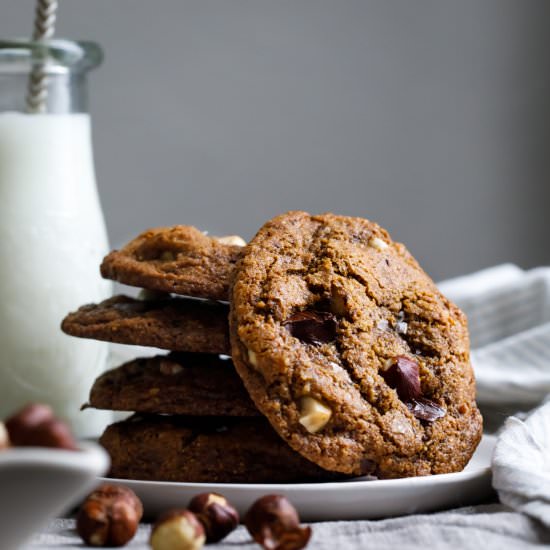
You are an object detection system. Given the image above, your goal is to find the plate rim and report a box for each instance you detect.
[0,440,109,474]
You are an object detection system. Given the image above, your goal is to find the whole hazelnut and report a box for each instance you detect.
[76,484,143,547]
[150,509,205,550]
[5,403,77,450]
[244,495,311,550]
[5,403,53,441]
[188,492,239,542]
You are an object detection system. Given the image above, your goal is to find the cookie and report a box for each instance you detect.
[100,415,342,484]
[62,295,230,354]
[100,226,244,300]
[87,353,259,417]
[230,211,482,478]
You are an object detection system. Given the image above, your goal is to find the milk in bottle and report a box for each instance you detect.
[0,40,113,436]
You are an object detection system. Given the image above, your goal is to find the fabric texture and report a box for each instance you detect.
[440,264,550,405]
[493,402,550,529]
[30,265,550,549]
[28,507,550,550]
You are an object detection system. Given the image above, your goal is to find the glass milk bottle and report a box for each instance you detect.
[0,39,112,437]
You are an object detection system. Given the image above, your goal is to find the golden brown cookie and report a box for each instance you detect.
[100,226,244,300]
[62,295,230,354]
[87,353,259,417]
[100,415,343,484]
[230,211,482,478]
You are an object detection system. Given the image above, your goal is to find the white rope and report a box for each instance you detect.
[26,0,59,113]
[32,0,58,41]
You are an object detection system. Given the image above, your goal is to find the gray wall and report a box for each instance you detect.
[3,1,550,280]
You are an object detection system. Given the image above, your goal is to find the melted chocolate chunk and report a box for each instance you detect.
[283,311,337,345]
[381,356,421,402]
[382,356,445,423]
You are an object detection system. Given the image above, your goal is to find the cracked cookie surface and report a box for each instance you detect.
[88,353,259,417]
[101,414,343,484]
[62,295,230,354]
[100,225,243,300]
[230,211,482,477]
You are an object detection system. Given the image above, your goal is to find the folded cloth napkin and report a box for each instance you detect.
[441,264,550,529]
[493,401,550,528]
[439,264,550,406]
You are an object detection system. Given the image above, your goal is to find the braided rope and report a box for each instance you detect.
[32,0,58,41]
[26,0,58,113]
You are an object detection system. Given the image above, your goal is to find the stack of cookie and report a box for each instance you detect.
[63,212,483,482]
[62,226,338,483]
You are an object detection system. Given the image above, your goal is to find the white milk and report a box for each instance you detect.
[0,112,113,437]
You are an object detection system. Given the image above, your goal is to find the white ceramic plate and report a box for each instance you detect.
[102,434,495,522]
[0,442,110,550]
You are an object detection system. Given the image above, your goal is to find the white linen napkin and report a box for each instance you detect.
[492,401,550,528]
[441,264,550,528]
[439,264,550,406]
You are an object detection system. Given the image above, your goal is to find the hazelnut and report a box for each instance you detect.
[215,235,247,247]
[5,403,77,450]
[248,349,259,367]
[24,418,78,450]
[244,495,311,550]
[5,403,53,436]
[0,422,10,450]
[76,484,143,547]
[298,396,332,434]
[368,236,388,251]
[150,509,205,550]
[188,492,239,542]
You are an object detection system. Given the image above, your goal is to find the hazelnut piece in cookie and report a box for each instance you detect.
[298,397,332,434]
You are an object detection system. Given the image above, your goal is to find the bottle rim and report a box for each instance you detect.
[0,39,102,74]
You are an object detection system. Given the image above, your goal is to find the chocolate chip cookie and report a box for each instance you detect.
[101,415,342,484]
[230,211,482,478]
[87,353,258,417]
[62,295,230,354]
[100,226,244,300]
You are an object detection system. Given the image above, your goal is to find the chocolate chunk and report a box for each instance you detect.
[382,356,445,423]
[283,311,337,345]
[381,356,421,402]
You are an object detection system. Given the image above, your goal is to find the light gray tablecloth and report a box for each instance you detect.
[29,505,550,550]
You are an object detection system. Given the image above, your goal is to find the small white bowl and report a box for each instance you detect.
[0,441,110,550]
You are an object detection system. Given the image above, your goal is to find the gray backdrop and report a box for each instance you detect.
[3,0,550,280]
